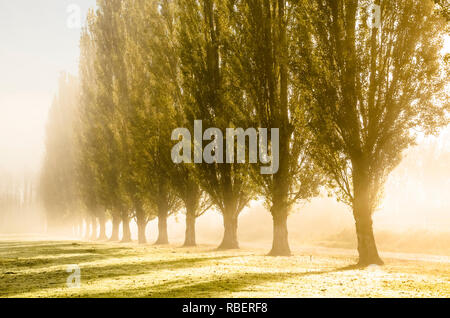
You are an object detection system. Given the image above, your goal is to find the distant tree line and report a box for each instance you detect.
[0,171,36,233]
[40,0,448,266]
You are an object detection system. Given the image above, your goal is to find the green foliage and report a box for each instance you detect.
[226,0,322,215]
[294,0,449,211]
[176,0,256,216]
[122,0,182,221]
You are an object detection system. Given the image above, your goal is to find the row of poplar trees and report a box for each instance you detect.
[40,0,448,266]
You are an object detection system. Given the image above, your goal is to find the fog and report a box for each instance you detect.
[0,0,96,173]
[2,129,449,255]
[143,131,450,255]
[0,1,449,256]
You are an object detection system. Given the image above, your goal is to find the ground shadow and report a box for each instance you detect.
[0,242,138,272]
[85,264,361,298]
[1,252,237,297]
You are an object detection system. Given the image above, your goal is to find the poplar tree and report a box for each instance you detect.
[227,0,322,255]
[90,0,132,241]
[295,0,448,265]
[177,0,256,249]
[123,0,182,244]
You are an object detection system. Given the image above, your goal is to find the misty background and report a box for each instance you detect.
[0,0,449,255]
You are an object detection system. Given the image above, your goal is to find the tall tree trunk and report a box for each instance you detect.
[121,214,132,243]
[218,211,239,249]
[89,216,97,240]
[269,206,291,256]
[109,213,120,241]
[266,0,292,257]
[354,213,382,266]
[137,219,147,244]
[97,212,107,240]
[353,199,383,266]
[136,204,147,244]
[269,129,291,256]
[183,207,197,247]
[155,207,169,245]
[353,165,383,266]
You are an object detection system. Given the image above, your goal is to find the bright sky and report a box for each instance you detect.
[0,2,448,176]
[0,0,95,174]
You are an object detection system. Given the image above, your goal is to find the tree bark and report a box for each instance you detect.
[121,214,132,243]
[269,208,291,256]
[155,209,169,245]
[109,213,120,241]
[97,212,108,241]
[183,208,197,247]
[218,212,239,249]
[137,220,147,244]
[267,0,292,257]
[136,204,147,244]
[268,132,291,256]
[353,204,383,266]
[353,164,384,266]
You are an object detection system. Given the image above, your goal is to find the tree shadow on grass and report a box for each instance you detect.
[85,264,361,298]
[0,250,136,270]
[0,241,135,257]
[1,254,237,297]
[0,241,80,250]
[0,241,130,255]
[0,240,365,298]
[0,242,138,273]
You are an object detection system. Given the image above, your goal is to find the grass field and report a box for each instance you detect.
[0,239,449,298]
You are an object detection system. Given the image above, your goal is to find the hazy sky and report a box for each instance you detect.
[0,1,448,177]
[0,0,96,174]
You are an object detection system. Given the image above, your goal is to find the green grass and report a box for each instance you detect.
[0,240,448,298]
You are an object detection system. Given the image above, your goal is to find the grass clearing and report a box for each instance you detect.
[0,239,448,298]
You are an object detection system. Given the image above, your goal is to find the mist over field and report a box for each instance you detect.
[0,0,449,299]
[2,130,449,256]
